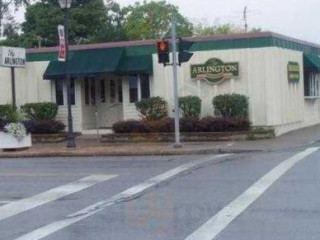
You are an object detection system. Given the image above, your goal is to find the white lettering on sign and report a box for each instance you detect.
[0,47,26,68]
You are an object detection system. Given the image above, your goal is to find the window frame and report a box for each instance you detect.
[304,70,320,98]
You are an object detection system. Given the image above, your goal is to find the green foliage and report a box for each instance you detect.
[27,120,65,134]
[193,22,262,36]
[112,117,250,133]
[179,96,202,118]
[0,104,16,118]
[135,97,168,121]
[20,0,126,48]
[21,102,58,120]
[213,94,249,118]
[124,0,193,40]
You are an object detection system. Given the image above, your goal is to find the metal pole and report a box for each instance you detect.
[64,8,76,148]
[171,18,182,148]
[11,67,16,107]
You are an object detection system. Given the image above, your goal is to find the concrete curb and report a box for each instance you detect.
[0,148,262,158]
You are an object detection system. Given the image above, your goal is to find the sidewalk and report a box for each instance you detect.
[1,124,320,158]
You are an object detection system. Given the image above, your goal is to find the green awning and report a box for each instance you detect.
[304,53,320,70]
[43,47,154,80]
[116,55,153,74]
[43,47,124,79]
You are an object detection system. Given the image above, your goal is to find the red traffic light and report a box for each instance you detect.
[157,41,169,53]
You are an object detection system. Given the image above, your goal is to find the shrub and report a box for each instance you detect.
[135,97,168,121]
[28,120,65,134]
[213,94,249,119]
[148,118,174,133]
[179,96,202,118]
[200,117,250,132]
[0,104,16,119]
[112,117,250,133]
[0,118,8,131]
[22,102,58,120]
[112,120,151,133]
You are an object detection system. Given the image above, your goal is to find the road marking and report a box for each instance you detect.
[185,147,319,240]
[13,154,230,240]
[0,174,117,222]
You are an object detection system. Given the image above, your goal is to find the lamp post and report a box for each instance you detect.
[59,0,75,148]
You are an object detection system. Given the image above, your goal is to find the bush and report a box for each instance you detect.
[135,97,168,121]
[28,120,65,134]
[200,117,250,132]
[22,102,58,120]
[0,104,16,119]
[213,94,249,118]
[112,120,151,133]
[0,118,8,131]
[148,118,175,133]
[179,96,202,118]
[112,117,250,133]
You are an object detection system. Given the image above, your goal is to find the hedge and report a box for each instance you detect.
[213,94,249,119]
[24,120,66,134]
[21,102,58,120]
[179,96,202,118]
[112,117,250,133]
[0,104,16,119]
[135,97,168,121]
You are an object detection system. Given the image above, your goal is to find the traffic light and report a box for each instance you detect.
[178,40,194,65]
[157,40,170,65]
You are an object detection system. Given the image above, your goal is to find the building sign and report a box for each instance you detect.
[191,58,239,84]
[58,25,66,62]
[0,47,26,68]
[288,62,300,82]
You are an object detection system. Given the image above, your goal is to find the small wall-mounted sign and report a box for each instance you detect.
[191,58,239,85]
[0,47,26,68]
[287,62,300,82]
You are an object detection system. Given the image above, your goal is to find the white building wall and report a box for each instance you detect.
[0,61,51,105]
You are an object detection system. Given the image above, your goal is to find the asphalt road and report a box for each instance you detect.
[0,145,319,240]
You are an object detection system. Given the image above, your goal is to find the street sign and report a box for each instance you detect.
[58,25,66,62]
[0,47,26,68]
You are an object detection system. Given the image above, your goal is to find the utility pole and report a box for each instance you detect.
[243,6,248,33]
[170,17,182,148]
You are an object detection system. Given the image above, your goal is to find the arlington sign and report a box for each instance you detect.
[191,58,239,84]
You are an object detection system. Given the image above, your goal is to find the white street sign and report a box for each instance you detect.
[0,47,26,68]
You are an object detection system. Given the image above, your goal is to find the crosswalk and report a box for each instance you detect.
[0,148,319,240]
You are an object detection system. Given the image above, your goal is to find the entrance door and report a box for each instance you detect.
[97,78,123,128]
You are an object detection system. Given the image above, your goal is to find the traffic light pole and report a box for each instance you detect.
[171,18,182,148]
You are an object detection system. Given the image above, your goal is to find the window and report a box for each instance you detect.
[140,74,150,99]
[100,79,105,103]
[91,79,96,104]
[304,71,320,97]
[129,75,138,103]
[85,78,89,105]
[70,78,75,105]
[55,80,64,106]
[110,79,116,103]
[118,79,123,103]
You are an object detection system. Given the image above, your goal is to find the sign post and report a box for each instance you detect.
[170,18,182,148]
[0,47,26,107]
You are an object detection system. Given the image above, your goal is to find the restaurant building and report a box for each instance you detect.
[0,31,319,136]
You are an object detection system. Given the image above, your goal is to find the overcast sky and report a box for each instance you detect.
[16,0,320,44]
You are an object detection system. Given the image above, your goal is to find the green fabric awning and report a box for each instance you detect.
[43,47,154,80]
[116,55,153,74]
[304,53,320,70]
[43,47,124,79]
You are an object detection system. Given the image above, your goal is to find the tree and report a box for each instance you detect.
[20,0,126,48]
[193,22,262,36]
[0,0,29,39]
[123,0,193,40]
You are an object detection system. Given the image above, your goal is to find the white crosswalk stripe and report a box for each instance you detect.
[12,154,230,240]
[185,147,319,240]
[0,174,117,222]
